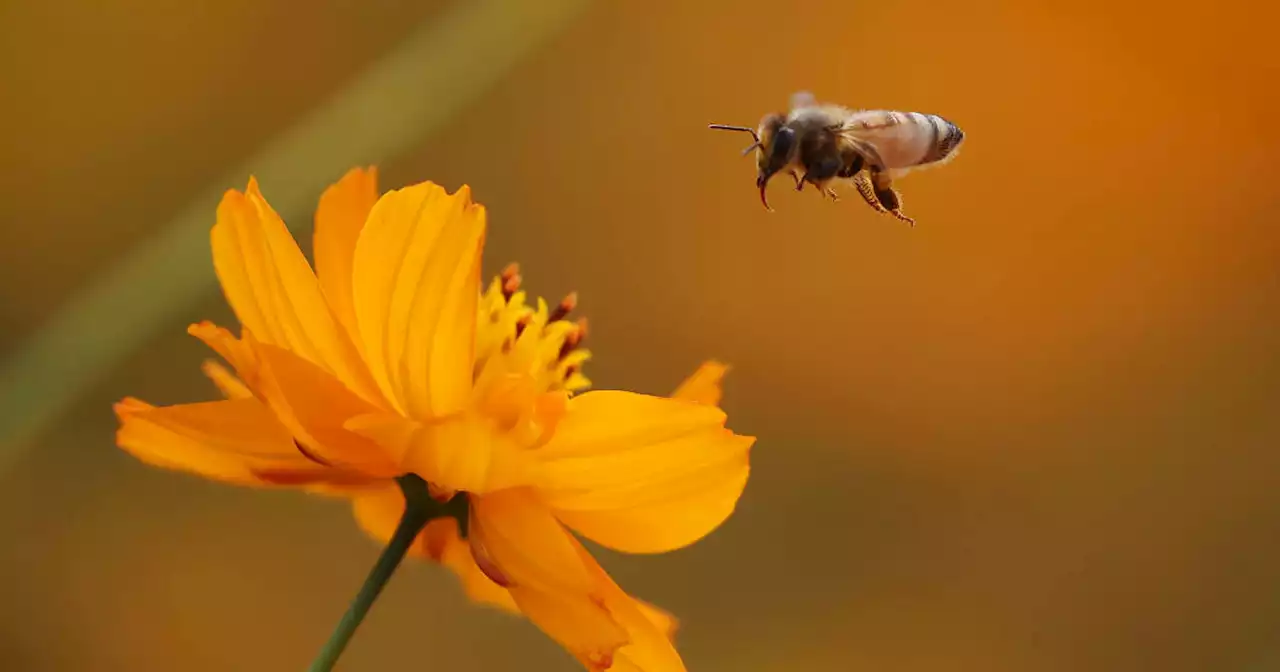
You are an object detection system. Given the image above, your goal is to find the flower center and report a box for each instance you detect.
[471,263,590,433]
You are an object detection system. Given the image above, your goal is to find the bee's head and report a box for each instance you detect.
[753,113,793,211]
[708,112,793,211]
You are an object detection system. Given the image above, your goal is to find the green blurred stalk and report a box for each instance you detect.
[0,0,592,474]
[307,475,434,672]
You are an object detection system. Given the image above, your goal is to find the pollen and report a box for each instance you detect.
[500,262,522,300]
[474,265,593,400]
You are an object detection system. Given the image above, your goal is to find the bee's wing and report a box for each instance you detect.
[789,90,817,110]
[831,121,887,168]
[833,111,925,170]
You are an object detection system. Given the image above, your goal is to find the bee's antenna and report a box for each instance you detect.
[709,124,763,157]
[708,124,760,143]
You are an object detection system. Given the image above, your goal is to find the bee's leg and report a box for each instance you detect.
[801,155,843,197]
[790,171,804,191]
[798,174,836,199]
[852,171,889,213]
[868,166,916,226]
[836,152,866,179]
[804,178,838,201]
[878,190,916,226]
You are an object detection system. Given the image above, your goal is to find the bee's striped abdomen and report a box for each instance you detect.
[920,114,964,164]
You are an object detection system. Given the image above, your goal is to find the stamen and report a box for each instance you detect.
[500,262,522,300]
[548,291,578,323]
[558,317,588,359]
[473,269,595,411]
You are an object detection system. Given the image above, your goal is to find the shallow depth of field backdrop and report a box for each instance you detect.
[2,0,1278,670]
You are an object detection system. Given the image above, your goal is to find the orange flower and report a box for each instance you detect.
[114,168,754,671]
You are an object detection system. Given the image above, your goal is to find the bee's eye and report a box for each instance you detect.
[768,128,795,167]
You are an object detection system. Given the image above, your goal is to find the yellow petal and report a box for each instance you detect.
[210,177,382,405]
[602,603,685,672]
[350,181,484,419]
[582,551,686,672]
[247,338,398,477]
[421,516,519,613]
[344,412,532,494]
[670,360,729,406]
[552,462,749,555]
[633,599,678,641]
[529,531,684,672]
[536,391,754,553]
[114,397,330,486]
[201,359,253,400]
[314,167,378,343]
[469,488,595,594]
[507,582,629,672]
[469,489,627,665]
[189,321,259,385]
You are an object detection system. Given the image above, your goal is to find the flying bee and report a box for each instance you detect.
[709,91,964,226]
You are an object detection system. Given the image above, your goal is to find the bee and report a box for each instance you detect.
[709,91,964,226]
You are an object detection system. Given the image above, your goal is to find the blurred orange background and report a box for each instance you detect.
[2,0,1278,670]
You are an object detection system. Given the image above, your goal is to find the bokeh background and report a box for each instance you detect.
[2,0,1278,669]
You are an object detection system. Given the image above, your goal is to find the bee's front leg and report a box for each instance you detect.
[799,156,842,198]
[804,177,838,200]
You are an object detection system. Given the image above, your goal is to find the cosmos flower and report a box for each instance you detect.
[114,168,754,671]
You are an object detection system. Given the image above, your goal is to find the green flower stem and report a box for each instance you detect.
[307,474,434,672]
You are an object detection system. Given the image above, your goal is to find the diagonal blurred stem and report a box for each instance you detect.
[307,474,434,672]
[0,0,592,475]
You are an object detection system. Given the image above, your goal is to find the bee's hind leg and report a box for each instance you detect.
[872,185,916,226]
[868,166,917,227]
[853,171,889,213]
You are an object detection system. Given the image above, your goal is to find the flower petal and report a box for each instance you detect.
[669,360,729,406]
[535,391,754,553]
[581,548,686,672]
[551,463,749,555]
[350,181,484,419]
[506,583,628,672]
[314,167,379,344]
[344,412,532,495]
[114,397,328,486]
[470,489,627,665]
[246,337,397,476]
[201,360,253,400]
[210,177,382,405]
[470,488,595,594]
[189,321,259,384]
[421,516,519,613]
